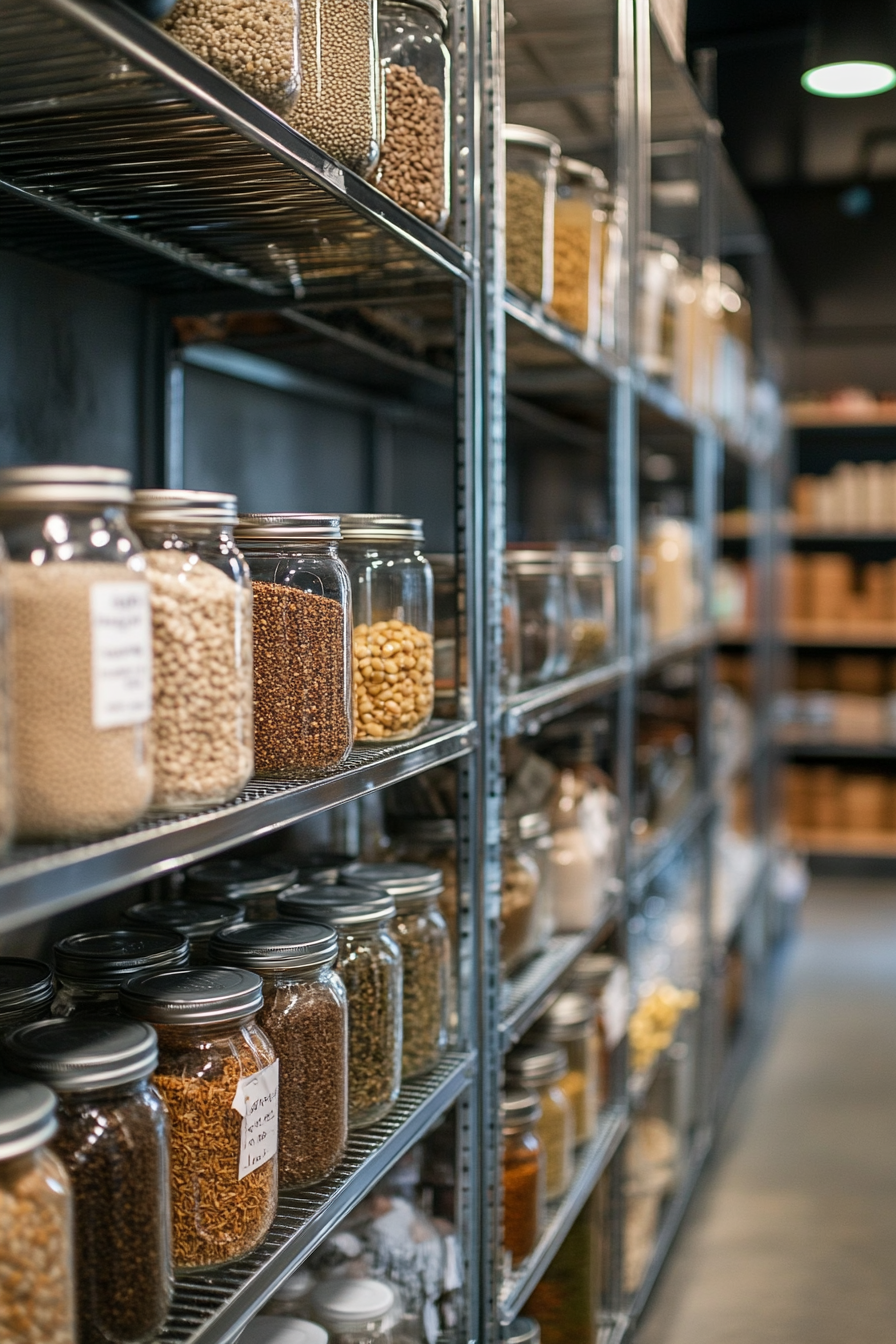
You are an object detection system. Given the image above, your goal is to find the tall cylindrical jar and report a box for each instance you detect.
[340,515,434,745]
[161,0,300,115]
[51,929,189,1019]
[503,125,560,305]
[0,1080,76,1344]
[287,0,381,175]
[501,819,540,974]
[378,0,450,228]
[550,157,608,338]
[0,958,54,1037]
[120,966,279,1271]
[2,1019,171,1344]
[536,993,599,1145]
[129,489,254,812]
[234,515,353,773]
[0,465,153,841]
[501,1087,545,1268]
[209,920,349,1188]
[506,1043,573,1200]
[184,855,300,921]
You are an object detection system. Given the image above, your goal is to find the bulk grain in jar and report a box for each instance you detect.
[567,551,615,671]
[378,0,450,228]
[120,966,278,1271]
[129,489,253,812]
[2,1019,171,1344]
[501,1087,545,1268]
[550,158,608,337]
[503,125,560,304]
[0,465,153,841]
[184,855,300,921]
[535,993,599,1145]
[506,1044,573,1201]
[287,0,380,174]
[51,928,189,1019]
[161,0,300,115]
[126,898,243,964]
[0,958,54,1037]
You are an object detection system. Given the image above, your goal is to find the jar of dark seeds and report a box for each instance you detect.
[184,855,299,921]
[0,957,54,1037]
[234,515,353,774]
[51,929,189,1018]
[120,965,278,1271]
[209,920,348,1187]
[161,0,300,116]
[125,898,243,964]
[277,885,402,1129]
[503,125,560,305]
[2,1018,171,1344]
[341,861,449,1078]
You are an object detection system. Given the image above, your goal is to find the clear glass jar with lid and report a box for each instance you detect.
[536,992,599,1145]
[0,1079,76,1344]
[637,235,679,378]
[129,489,254,812]
[184,855,300,921]
[209,920,348,1188]
[340,515,434,745]
[506,1043,573,1200]
[516,812,556,947]
[234,515,353,773]
[378,0,451,229]
[0,958,54,1037]
[125,899,243,965]
[501,1087,545,1268]
[161,0,299,115]
[504,549,571,687]
[550,157,609,337]
[287,0,380,175]
[504,1319,540,1344]
[2,1018,171,1344]
[501,819,540,974]
[51,929,189,1019]
[277,886,402,1129]
[120,966,278,1270]
[571,953,626,1108]
[0,465,152,841]
[242,1320,327,1344]
[311,1278,398,1344]
[503,125,561,305]
[340,860,449,1077]
[567,551,616,670]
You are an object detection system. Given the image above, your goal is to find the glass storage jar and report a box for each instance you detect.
[567,552,615,670]
[51,929,189,1019]
[0,958,54,1036]
[501,1087,545,1268]
[234,515,353,773]
[501,819,540,974]
[121,966,278,1271]
[506,1043,573,1200]
[517,812,556,947]
[571,953,627,1108]
[428,553,459,716]
[287,0,380,175]
[125,899,243,964]
[548,764,618,932]
[0,1079,76,1344]
[378,0,450,228]
[2,1018,170,1344]
[311,1279,398,1344]
[550,158,608,337]
[184,855,300,921]
[340,861,449,1077]
[636,235,679,378]
[504,125,560,305]
[502,557,523,697]
[0,465,152,842]
[277,886,402,1129]
[161,0,299,116]
[640,517,699,645]
[536,993,598,1145]
[209,920,348,1188]
[340,515,435,745]
[130,489,254,812]
[504,550,571,687]
[505,1320,540,1344]
[523,1192,601,1344]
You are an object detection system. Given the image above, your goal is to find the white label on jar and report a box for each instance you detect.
[232,1059,279,1180]
[602,964,631,1050]
[90,583,153,729]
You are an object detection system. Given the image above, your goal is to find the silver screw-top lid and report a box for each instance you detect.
[277,885,397,928]
[340,862,444,903]
[2,1018,159,1092]
[0,958,54,1022]
[0,1081,58,1160]
[539,991,596,1038]
[571,953,619,993]
[339,514,424,543]
[0,464,133,506]
[184,858,300,901]
[120,966,264,1025]
[53,929,189,989]
[500,1086,542,1128]
[125,900,243,943]
[517,812,551,842]
[506,1042,569,1086]
[209,921,338,972]
[234,514,341,542]
[130,488,238,527]
[504,1319,541,1344]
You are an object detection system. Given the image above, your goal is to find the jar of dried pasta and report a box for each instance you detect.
[504,125,560,304]
[51,929,189,1019]
[0,958,54,1037]
[378,0,451,228]
[120,966,278,1270]
[286,0,381,174]
[161,0,300,116]
[550,158,609,337]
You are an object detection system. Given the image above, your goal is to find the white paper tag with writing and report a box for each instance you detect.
[232,1060,279,1180]
[90,583,152,729]
[602,964,631,1050]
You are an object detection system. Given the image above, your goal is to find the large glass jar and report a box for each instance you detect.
[0,1079,76,1344]
[429,553,459,715]
[277,886,402,1129]
[548,766,618,932]
[209,920,348,1188]
[501,1087,545,1268]
[504,125,560,304]
[130,489,254,812]
[340,860,449,1077]
[311,1279,398,1344]
[504,550,570,687]
[517,812,556,947]
[378,0,450,228]
[536,993,598,1145]
[125,899,243,965]
[501,820,540,974]
[51,929,189,1019]
[523,1193,601,1344]
[502,558,523,696]
[121,967,278,1271]
[340,516,434,745]
[161,0,300,115]
[2,1018,171,1344]
[550,158,608,338]
[184,855,300,921]
[567,552,616,671]
[571,953,628,1108]
[0,465,152,841]
[287,0,380,175]
[234,515,353,773]
[640,517,699,645]
[0,958,54,1037]
[637,235,679,378]
[506,1043,573,1200]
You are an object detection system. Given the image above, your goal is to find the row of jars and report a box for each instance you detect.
[504,546,616,693]
[0,465,437,844]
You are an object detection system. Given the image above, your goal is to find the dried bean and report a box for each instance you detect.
[352,619,434,742]
[0,1149,75,1344]
[378,64,446,225]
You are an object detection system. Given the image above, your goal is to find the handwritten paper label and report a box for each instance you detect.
[232,1060,279,1180]
[90,583,152,729]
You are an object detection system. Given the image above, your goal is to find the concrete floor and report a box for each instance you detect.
[637,877,896,1344]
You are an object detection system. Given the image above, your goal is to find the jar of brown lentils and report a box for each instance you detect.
[161,0,300,117]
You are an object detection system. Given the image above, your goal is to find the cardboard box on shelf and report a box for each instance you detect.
[834,654,886,695]
[807,553,853,621]
[811,765,841,829]
[842,773,888,831]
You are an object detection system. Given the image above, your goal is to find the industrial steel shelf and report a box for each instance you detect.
[502,658,631,737]
[504,289,623,385]
[0,719,476,935]
[159,1052,473,1344]
[635,623,716,675]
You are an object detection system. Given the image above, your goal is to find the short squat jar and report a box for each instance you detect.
[129,489,253,812]
[378,0,451,228]
[278,886,402,1129]
[184,855,300,921]
[2,1018,171,1344]
[235,515,353,774]
[161,0,299,116]
[209,920,349,1188]
[341,861,449,1077]
[501,1087,545,1268]
[340,515,435,745]
[120,966,279,1271]
[0,958,54,1037]
[287,0,380,174]
[506,1043,573,1201]
[51,929,189,1019]
[503,125,560,305]
[536,993,599,1145]
[125,899,243,965]
[0,1080,76,1344]
[0,465,152,841]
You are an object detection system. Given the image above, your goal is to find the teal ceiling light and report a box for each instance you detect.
[802,2,896,97]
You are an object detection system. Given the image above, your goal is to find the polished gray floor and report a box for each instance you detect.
[637,877,896,1344]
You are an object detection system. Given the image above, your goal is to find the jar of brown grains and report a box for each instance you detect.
[125,898,244,964]
[0,958,54,1037]
[286,0,381,175]
[339,515,434,745]
[209,919,348,1188]
[234,515,353,774]
[120,965,279,1271]
[51,928,189,1019]
[184,855,300,921]
[503,125,560,305]
[161,0,300,116]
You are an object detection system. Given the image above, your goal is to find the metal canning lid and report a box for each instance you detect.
[277,884,397,928]
[500,1086,542,1128]
[130,488,238,526]
[54,928,189,989]
[339,513,425,543]
[390,817,457,845]
[504,1319,541,1344]
[234,514,341,542]
[572,953,619,992]
[0,958,54,1020]
[506,1042,569,1086]
[185,857,300,900]
[517,812,551,842]
[311,1279,396,1325]
[120,966,264,1024]
[570,549,613,574]
[2,1018,159,1092]
[125,900,243,943]
[238,1321,328,1344]
[340,861,444,903]
[504,549,565,574]
[0,464,133,506]
[559,156,609,190]
[503,124,562,158]
[540,991,596,1037]
[209,920,338,972]
[0,1081,58,1160]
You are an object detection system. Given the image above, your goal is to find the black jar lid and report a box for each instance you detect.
[2,1018,159,1092]
[504,1319,541,1344]
[340,861,444,904]
[0,1080,58,1160]
[506,1042,569,1087]
[184,857,299,902]
[120,966,264,1025]
[209,920,338,973]
[125,899,243,943]
[53,929,189,989]
[277,884,396,929]
[500,1086,542,1129]
[0,958,54,1022]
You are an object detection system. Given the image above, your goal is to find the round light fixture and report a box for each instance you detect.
[802,59,896,97]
